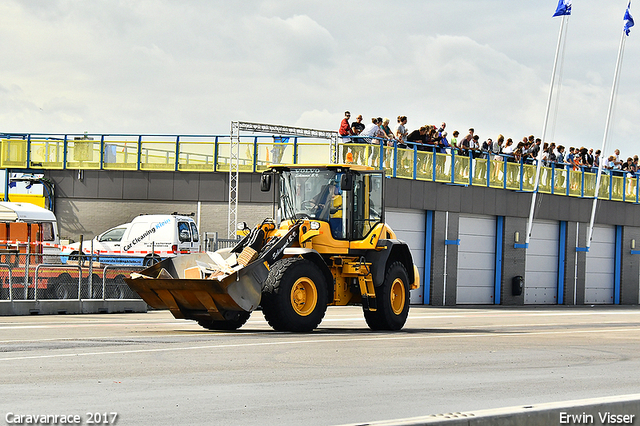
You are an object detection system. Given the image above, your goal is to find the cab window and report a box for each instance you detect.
[41,222,55,242]
[190,222,199,242]
[352,172,383,240]
[178,222,191,242]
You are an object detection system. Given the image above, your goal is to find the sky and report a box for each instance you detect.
[1,0,639,158]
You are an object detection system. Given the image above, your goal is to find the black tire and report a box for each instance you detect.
[54,273,78,299]
[68,251,81,262]
[143,254,162,267]
[261,258,328,332]
[364,261,410,331]
[197,311,251,331]
[106,274,127,299]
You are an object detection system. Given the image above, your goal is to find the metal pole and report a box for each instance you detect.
[587,29,627,250]
[526,15,569,245]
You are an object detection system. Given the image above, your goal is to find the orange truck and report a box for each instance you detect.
[0,202,135,300]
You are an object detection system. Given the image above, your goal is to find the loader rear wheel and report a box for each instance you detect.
[261,258,328,332]
[364,261,410,331]
[197,311,251,331]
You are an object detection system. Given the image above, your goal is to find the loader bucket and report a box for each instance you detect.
[124,252,270,322]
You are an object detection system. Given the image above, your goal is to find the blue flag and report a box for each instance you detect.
[553,0,572,17]
[624,2,634,36]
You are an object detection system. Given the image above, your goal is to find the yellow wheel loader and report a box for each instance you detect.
[125,165,419,332]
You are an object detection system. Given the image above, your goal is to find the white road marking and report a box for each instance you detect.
[0,326,638,362]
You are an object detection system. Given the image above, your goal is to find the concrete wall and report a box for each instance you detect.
[44,170,640,306]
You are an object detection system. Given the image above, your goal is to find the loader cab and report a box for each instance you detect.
[269,166,384,241]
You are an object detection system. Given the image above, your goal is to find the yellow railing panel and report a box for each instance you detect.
[216,142,255,172]
[1,139,28,168]
[626,177,637,202]
[65,140,101,170]
[454,156,470,184]
[554,168,567,194]
[101,141,138,170]
[489,159,505,188]
[598,175,611,199]
[611,175,624,201]
[583,172,597,198]
[256,142,294,170]
[416,151,433,181]
[178,141,215,172]
[568,170,582,197]
[472,158,488,186]
[28,139,65,169]
[538,166,552,194]
[434,152,451,183]
[505,162,521,190]
[395,147,414,179]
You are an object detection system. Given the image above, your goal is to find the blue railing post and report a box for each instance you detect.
[26,134,32,168]
[137,135,142,171]
[174,135,180,172]
[63,135,68,170]
[503,156,507,190]
[551,163,555,195]
[379,139,384,170]
[100,135,105,170]
[581,167,585,198]
[469,151,473,186]
[393,144,398,178]
[431,146,436,181]
[253,136,258,173]
[213,136,219,172]
[413,145,418,180]
[294,137,299,164]
[486,153,491,187]
[451,149,456,184]
[519,158,524,191]
[609,170,613,200]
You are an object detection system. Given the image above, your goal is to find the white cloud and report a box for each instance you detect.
[0,0,639,158]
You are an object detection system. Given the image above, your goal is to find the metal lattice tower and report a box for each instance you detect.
[227,121,338,237]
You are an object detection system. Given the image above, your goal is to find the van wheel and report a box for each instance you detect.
[68,251,81,262]
[143,254,161,267]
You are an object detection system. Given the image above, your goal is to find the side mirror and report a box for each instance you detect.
[260,173,272,192]
[340,173,353,191]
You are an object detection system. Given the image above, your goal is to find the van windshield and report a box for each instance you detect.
[99,227,127,242]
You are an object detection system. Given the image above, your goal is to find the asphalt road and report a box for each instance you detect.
[1,305,640,426]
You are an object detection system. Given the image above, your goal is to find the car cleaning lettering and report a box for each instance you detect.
[122,219,170,251]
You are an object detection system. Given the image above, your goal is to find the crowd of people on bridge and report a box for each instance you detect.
[338,111,638,177]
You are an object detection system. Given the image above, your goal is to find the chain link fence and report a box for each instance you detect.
[0,253,144,301]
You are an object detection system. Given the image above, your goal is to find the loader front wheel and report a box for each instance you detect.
[261,258,328,332]
[197,311,251,331]
[364,261,410,331]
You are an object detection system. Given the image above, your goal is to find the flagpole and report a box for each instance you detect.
[525,14,569,245]
[587,28,627,249]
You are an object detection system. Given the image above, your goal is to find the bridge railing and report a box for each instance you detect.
[1,132,637,203]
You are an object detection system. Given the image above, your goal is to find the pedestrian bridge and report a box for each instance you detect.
[3,131,640,310]
[1,132,637,203]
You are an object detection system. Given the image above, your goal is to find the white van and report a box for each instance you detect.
[61,214,200,266]
[0,201,61,260]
